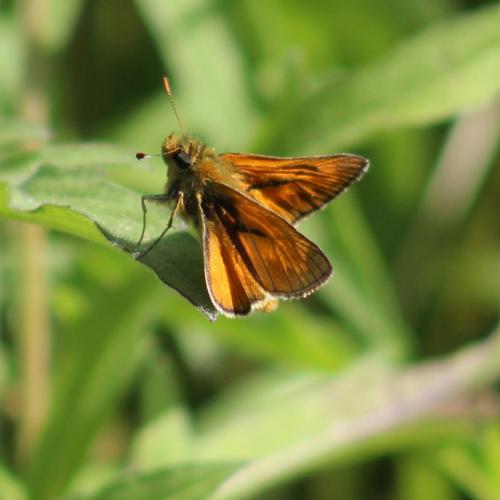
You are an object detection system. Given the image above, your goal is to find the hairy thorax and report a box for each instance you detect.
[161,133,241,221]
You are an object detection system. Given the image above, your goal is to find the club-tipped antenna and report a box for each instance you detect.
[163,76,186,136]
[136,152,162,160]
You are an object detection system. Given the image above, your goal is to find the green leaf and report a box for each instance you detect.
[262,2,500,153]
[128,327,500,499]
[120,230,215,321]
[206,327,500,499]
[71,464,240,500]
[0,142,138,181]
[1,152,216,318]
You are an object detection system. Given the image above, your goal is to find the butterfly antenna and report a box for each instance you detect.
[136,77,185,161]
[136,152,162,160]
[163,76,186,136]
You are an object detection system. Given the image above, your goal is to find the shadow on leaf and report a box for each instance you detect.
[98,224,217,321]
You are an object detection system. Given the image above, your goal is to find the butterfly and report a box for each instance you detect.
[135,77,369,317]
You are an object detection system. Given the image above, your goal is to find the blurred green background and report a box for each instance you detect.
[1,0,500,499]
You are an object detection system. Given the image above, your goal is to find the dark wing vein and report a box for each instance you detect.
[222,153,369,224]
[206,182,332,297]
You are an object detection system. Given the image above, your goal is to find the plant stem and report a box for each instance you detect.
[16,0,50,468]
[17,225,49,467]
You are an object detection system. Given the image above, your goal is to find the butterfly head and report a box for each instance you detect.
[161,132,202,173]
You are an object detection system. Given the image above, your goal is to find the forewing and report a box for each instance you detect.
[201,182,332,298]
[221,153,368,224]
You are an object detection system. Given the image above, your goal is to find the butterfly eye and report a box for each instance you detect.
[173,151,192,170]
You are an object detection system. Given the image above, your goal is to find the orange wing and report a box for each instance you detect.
[199,182,332,316]
[197,193,275,317]
[221,153,369,224]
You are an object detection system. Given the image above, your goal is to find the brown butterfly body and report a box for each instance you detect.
[138,131,368,318]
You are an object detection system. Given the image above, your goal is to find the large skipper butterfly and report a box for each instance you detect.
[136,77,369,317]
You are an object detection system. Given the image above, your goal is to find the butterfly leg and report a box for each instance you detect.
[135,192,183,260]
[137,193,174,247]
